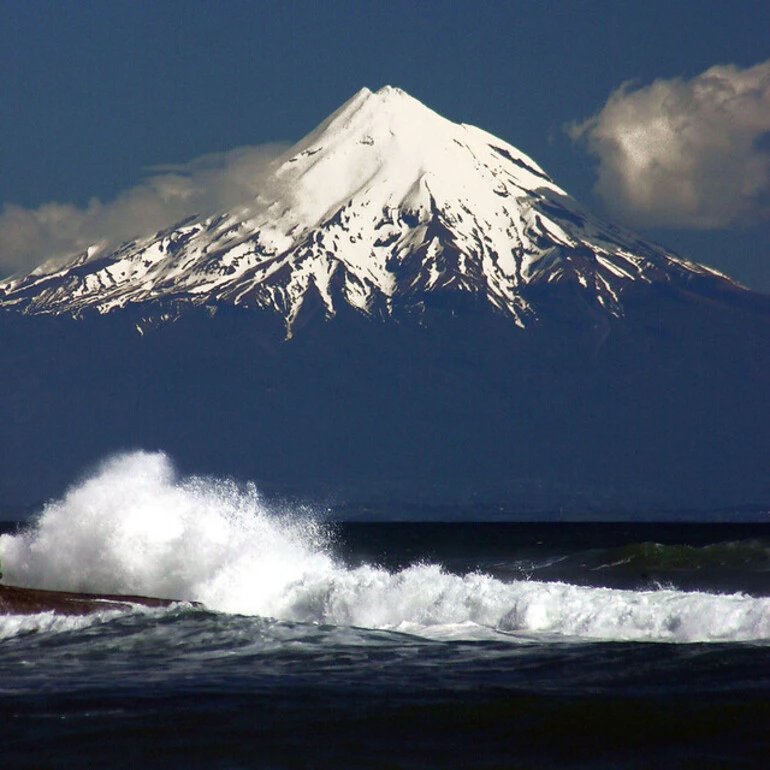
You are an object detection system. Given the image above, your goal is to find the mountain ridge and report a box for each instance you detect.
[0,86,738,335]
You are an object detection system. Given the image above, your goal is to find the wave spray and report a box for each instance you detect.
[2,451,769,643]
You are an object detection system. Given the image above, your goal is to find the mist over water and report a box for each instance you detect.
[2,450,769,643]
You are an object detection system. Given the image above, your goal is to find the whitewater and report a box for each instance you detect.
[2,450,768,644]
[3,451,770,767]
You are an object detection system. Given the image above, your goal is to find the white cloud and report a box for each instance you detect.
[0,144,288,277]
[570,60,770,229]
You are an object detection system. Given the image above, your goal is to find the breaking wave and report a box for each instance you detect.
[2,451,769,643]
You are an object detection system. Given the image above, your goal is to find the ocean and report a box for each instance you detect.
[1,452,769,768]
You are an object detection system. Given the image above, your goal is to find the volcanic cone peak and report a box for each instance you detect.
[0,86,733,332]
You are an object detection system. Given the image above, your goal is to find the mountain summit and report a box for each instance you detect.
[0,86,732,333]
[0,88,767,513]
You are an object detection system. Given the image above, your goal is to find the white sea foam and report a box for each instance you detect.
[0,609,117,641]
[2,451,769,643]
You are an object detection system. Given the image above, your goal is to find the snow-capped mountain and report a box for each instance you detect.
[0,86,730,333]
[1,87,768,513]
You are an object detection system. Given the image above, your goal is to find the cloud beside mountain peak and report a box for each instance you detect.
[571,59,770,229]
[0,144,287,278]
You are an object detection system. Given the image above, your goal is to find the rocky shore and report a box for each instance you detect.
[0,583,198,615]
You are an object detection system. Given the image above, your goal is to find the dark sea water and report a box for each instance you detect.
[1,452,769,768]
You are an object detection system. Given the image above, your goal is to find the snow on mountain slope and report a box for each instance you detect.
[0,86,731,332]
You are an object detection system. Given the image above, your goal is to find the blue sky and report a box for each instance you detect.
[1,0,768,291]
